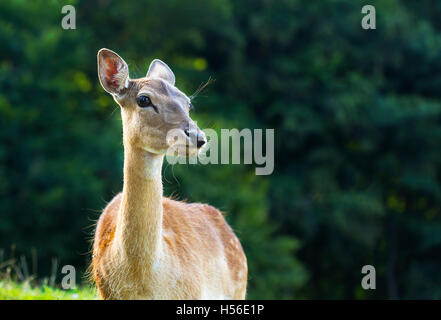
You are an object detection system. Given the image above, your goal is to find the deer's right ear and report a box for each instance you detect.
[97,48,129,96]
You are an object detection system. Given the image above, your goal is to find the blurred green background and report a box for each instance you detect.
[1,0,441,299]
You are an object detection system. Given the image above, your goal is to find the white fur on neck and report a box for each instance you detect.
[143,152,163,179]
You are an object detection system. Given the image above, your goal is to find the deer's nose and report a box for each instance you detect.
[184,129,206,148]
[196,136,206,148]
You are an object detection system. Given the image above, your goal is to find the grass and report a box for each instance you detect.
[0,248,99,300]
[0,280,98,300]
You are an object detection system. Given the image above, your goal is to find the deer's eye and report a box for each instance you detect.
[136,95,153,108]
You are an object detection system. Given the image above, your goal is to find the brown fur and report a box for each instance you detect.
[92,194,247,299]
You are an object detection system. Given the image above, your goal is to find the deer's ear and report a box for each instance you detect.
[97,48,129,95]
[147,59,175,86]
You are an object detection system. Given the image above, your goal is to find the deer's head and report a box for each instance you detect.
[97,48,206,156]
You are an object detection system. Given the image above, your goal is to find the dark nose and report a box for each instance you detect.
[184,129,206,148]
[196,136,206,148]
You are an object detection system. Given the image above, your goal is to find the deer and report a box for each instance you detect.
[91,48,248,300]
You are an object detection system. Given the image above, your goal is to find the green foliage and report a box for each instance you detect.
[0,281,96,300]
[1,0,441,299]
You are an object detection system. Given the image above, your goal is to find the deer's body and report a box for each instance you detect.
[93,194,247,299]
[91,49,247,299]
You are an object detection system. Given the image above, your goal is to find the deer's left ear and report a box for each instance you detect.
[147,59,175,86]
[97,48,129,95]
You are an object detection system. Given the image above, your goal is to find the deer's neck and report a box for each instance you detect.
[115,145,164,268]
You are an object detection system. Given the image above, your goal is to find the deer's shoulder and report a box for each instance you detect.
[161,197,247,289]
[162,197,226,230]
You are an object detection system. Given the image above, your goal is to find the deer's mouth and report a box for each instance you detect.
[166,142,201,157]
[165,128,206,157]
